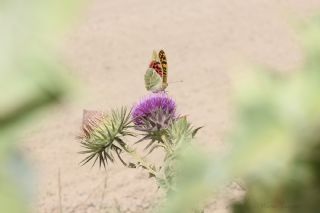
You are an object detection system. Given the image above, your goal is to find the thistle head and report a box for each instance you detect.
[80,110,108,139]
[132,93,176,132]
[78,107,133,167]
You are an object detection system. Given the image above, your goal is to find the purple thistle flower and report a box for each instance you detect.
[132,93,176,130]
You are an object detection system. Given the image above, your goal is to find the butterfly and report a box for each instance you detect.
[144,50,168,92]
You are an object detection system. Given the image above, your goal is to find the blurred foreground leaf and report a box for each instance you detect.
[160,15,320,213]
[0,0,84,212]
[231,15,320,213]
[159,145,210,213]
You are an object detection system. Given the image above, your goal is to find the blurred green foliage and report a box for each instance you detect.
[231,15,320,213]
[160,16,320,213]
[0,1,82,212]
[159,145,209,213]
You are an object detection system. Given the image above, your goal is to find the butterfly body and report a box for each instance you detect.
[145,50,168,93]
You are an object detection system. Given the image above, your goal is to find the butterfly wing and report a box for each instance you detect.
[144,68,163,92]
[158,50,168,89]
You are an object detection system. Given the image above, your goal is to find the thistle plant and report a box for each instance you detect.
[79,94,201,188]
[78,51,202,201]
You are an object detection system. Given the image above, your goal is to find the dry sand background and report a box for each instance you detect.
[22,0,320,212]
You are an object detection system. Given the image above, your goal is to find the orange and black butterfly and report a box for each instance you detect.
[145,50,168,92]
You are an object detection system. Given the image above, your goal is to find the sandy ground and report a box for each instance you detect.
[21,0,320,212]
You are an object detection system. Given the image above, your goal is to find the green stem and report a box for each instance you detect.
[126,146,158,177]
[161,135,173,154]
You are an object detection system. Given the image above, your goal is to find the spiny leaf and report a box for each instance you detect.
[135,135,151,144]
[192,126,204,138]
[147,144,166,156]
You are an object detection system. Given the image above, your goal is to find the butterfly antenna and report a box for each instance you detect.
[169,80,184,84]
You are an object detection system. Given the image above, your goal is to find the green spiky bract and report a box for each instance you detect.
[79,107,135,168]
[134,108,175,155]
